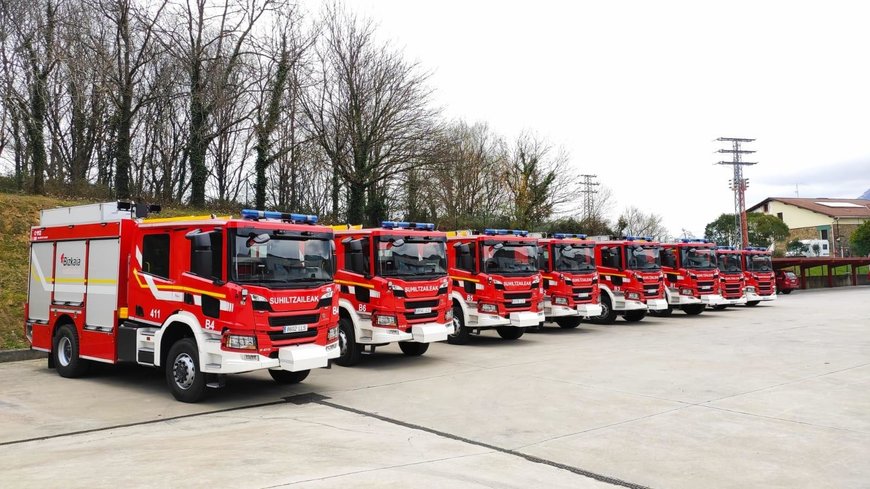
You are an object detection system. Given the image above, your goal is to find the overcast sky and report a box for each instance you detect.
[340,0,870,236]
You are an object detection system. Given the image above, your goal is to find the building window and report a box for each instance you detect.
[776,212,783,220]
[820,229,829,240]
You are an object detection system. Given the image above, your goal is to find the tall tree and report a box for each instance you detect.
[302,3,436,225]
[616,206,669,240]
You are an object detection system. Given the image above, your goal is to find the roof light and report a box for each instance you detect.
[241,209,318,224]
[483,228,528,237]
[382,221,436,231]
[553,233,588,239]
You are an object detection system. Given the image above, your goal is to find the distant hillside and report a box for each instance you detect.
[861,189,870,200]
[0,194,226,349]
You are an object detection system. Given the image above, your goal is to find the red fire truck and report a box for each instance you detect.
[592,237,668,323]
[742,247,777,306]
[538,233,602,328]
[447,229,544,343]
[25,203,339,402]
[714,246,747,308]
[332,221,453,365]
[656,239,724,316]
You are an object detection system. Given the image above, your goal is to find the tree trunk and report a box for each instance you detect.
[27,76,48,195]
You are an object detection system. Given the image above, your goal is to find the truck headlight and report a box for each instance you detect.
[626,292,641,301]
[681,288,694,296]
[479,303,498,314]
[320,287,334,300]
[445,308,454,321]
[375,314,397,326]
[536,301,544,311]
[225,334,257,350]
[327,326,339,340]
[554,296,568,305]
[745,286,755,293]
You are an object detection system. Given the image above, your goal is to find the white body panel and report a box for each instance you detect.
[40,202,130,226]
[28,242,53,322]
[85,238,120,330]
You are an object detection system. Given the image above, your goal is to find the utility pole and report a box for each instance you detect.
[716,137,757,248]
[579,174,600,220]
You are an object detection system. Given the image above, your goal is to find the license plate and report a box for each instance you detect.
[511,298,525,304]
[700,286,711,290]
[646,289,657,294]
[414,307,432,314]
[577,293,589,298]
[283,325,307,334]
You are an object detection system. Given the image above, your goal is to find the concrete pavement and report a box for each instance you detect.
[1,287,868,488]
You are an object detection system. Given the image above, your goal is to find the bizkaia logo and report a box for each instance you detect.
[403,285,439,294]
[270,295,319,305]
[59,253,82,267]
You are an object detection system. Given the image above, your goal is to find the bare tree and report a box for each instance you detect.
[615,206,670,240]
[302,3,437,225]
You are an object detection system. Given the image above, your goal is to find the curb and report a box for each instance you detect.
[0,349,47,363]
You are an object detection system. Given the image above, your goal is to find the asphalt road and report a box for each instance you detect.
[1,287,868,488]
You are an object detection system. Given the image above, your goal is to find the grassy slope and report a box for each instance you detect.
[0,193,232,349]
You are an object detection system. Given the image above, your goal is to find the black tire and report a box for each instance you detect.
[682,304,705,316]
[746,301,760,307]
[712,305,728,310]
[555,316,582,329]
[336,316,362,366]
[650,305,673,317]
[398,342,429,356]
[166,338,207,403]
[447,304,470,345]
[781,289,792,295]
[496,326,524,340]
[591,296,617,324]
[269,369,310,384]
[53,324,89,378]
[623,310,647,322]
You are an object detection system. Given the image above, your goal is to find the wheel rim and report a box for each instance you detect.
[172,353,196,390]
[338,328,348,357]
[450,315,461,337]
[57,336,72,367]
[598,301,610,319]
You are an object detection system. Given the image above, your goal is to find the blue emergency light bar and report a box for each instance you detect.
[623,236,654,242]
[241,209,319,224]
[484,228,529,237]
[553,233,588,239]
[716,246,736,250]
[381,221,436,231]
[744,246,768,252]
[679,238,710,244]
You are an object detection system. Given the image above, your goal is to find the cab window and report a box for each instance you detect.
[142,234,170,278]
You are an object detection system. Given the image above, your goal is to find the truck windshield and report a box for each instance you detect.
[482,242,538,275]
[746,255,773,272]
[554,244,596,272]
[681,247,717,269]
[626,245,661,270]
[377,240,447,278]
[231,230,333,287]
[717,253,742,273]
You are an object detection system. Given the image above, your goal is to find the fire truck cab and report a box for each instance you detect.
[332,222,453,365]
[25,203,340,402]
[714,246,747,308]
[742,247,777,306]
[447,229,544,343]
[657,239,724,316]
[592,237,668,323]
[537,234,602,328]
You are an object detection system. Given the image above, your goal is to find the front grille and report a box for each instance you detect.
[697,281,715,294]
[405,299,439,310]
[644,287,660,297]
[269,314,319,327]
[267,329,318,342]
[504,292,532,300]
[504,302,529,311]
[572,287,593,295]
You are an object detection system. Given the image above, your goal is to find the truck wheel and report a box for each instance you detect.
[398,342,429,356]
[336,316,362,366]
[712,305,727,310]
[745,301,760,307]
[591,296,616,324]
[623,310,647,322]
[447,305,470,345]
[781,289,792,295]
[682,304,705,316]
[53,324,89,378]
[555,317,582,329]
[496,326,524,340]
[650,305,673,317]
[269,369,310,384]
[166,338,207,403]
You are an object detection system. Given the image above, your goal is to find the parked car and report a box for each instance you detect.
[775,270,799,294]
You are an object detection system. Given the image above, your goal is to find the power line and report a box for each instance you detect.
[579,174,600,220]
[716,137,757,248]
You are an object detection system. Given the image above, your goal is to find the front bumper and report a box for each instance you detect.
[543,299,576,318]
[202,341,339,374]
[509,310,545,327]
[746,290,777,302]
[645,298,669,311]
[410,321,453,343]
[700,294,725,306]
[576,303,603,317]
[668,291,702,306]
[614,296,647,312]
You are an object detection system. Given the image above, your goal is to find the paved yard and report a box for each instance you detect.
[1,287,868,488]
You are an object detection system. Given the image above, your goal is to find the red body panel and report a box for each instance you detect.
[715,249,746,300]
[538,238,600,309]
[594,240,664,303]
[660,243,721,299]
